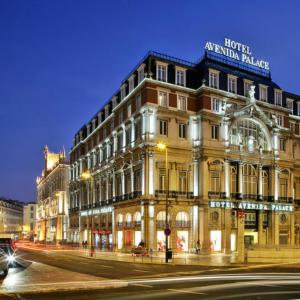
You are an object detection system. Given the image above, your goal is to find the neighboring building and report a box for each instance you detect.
[36,146,69,243]
[22,202,36,240]
[0,197,23,239]
[69,39,300,260]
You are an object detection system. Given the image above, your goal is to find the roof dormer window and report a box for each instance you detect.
[175,66,186,87]
[259,84,268,102]
[137,64,145,84]
[156,61,168,82]
[275,89,282,106]
[227,75,237,94]
[104,104,110,118]
[209,69,219,89]
[286,98,294,112]
[128,75,135,94]
[120,84,127,101]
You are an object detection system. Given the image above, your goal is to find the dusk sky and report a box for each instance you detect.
[1,0,300,202]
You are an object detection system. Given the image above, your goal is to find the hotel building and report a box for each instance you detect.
[69,43,300,259]
[36,146,69,243]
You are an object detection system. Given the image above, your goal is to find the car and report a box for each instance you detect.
[0,249,10,276]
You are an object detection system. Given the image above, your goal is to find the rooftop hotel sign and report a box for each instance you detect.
[205,38,270,71]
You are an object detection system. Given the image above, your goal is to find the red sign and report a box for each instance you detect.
[164,228,171,236]
[238,210,244,219]
[92,230,99,234]
[99,230,105,235]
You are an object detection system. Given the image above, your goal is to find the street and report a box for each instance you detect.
[0,248,300,299]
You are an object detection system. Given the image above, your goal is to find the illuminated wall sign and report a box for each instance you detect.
[204,38,270,71]
[209,201,293,212]
[80,206,113,216]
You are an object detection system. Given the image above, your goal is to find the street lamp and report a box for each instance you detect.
[156,142,170,263]
[80,171,94,256]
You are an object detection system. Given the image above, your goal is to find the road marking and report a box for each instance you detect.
[98,265,113,269]
[131,283,153,288]
[168,288,206,295]
[133,269,151,273]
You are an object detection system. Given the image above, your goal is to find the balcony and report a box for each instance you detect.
[208,191,226,199]
[175,221,190,228]
[114,191,142,202]
[278,197,293,204]
[154,190,194,199]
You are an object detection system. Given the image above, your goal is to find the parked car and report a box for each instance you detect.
[0,239,16,270]
[131,246,148,257]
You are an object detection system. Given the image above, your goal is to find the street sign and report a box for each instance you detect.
[164,228,171,236]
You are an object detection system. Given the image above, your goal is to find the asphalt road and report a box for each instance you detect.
[1,248,300,300]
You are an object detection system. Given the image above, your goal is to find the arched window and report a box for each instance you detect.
[243,164,257,196]
[117,214,123,224]
[175,211,189,227]
[230,118,269,151]
[125,213,132,223]
[157,211,166,221]
[279,170,289,199]
[134,211,141,222]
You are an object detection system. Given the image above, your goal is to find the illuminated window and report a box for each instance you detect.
[178,95,187,111]
[243,164,257,195]
[262,170,269,197]
[178,172,187,192]
[159,169,167,190]
[212,98,222,113]
[279,170,289,198]
[279,138,286,151]
[158,91,168,107]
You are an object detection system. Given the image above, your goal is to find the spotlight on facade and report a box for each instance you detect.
[81,171,91,180]
[156,142,167,151]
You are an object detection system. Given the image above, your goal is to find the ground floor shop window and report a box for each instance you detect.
[230,233,236,251]
[134,231,142,247]
[117,231,123,249]
[177,231,188,252]
[157,231,166,251]
[210,230,221,251]
[125,230,133,248]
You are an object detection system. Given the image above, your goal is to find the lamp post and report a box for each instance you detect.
[156,142,170,263]
[81,171,94,257]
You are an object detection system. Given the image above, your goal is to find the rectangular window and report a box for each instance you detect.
[117,133,122,151]
[212,98,222,113]
[178,95,187,111]
[244,81,252,97]
[121,86,126,100]
[158,91,168,107]
[277,115,283,127]
[279,139,286,151]
[286,98,293,112]
[211,125,219,140]
[159,120,168,136]
[297,102,300,116]
[138,65,145,84]
[176,68,185,86]
[157,64,167,82]
[290,122,295,133]
[260,85,268,102]
[275,90,282,106]
[119,111,123,124]
[178,171,187,192]
[136,94,142,110]
[209,71,219,89]
[128,77,134,93]
[134,169,142,191]
[135,118,142,141]
[228,76,237,93]
[159,169,167,190]
[126,126,131,147]
[179,123,186,138]
[127,103,132,117]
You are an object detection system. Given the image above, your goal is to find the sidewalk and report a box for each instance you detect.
[17,242,238,266]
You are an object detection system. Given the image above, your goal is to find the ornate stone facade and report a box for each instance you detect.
[36,146,69,243]
[69,50,300,259]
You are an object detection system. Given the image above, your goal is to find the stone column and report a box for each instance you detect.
[238,162,243,198]
[274,166,280,202]
[121,171,125,196]
[290,213,295,246]
[122,124,126,152]
[106,176,109,201]
[222,208,232,253]
[131,118,135,148]
[224,159,230,199]
[199,205,210,253]
[237,211,245,262]
[130,166,134,194]
[148,151,154,195]
[258,211,265,245]
[258,165,263,201]
[193,158,199,197]
[141,154,145,195]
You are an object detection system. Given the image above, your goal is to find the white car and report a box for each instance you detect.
[0,249,9,276]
